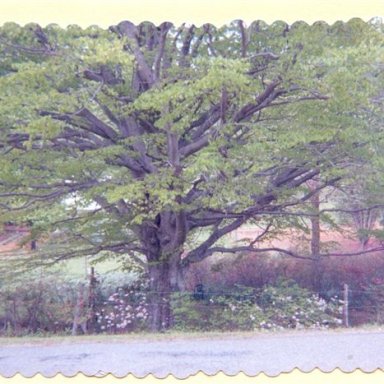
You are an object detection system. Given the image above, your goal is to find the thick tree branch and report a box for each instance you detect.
[179,134,210,158]
[39,109,117,142]
[116,21,155,88]
[75,108,119,140]
[179,25,195,67]
[238,20,248,58]
[153,22,173,81]
[183,217,247,265]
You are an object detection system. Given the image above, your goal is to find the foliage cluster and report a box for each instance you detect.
[171,285,264,331]
[0,271,344,335]
[185,251,384,325]
[0,270,144,336]
[171,280,342,331]
[95,278,149,333]
[0,274,79,336]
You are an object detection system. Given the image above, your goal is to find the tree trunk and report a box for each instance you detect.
[308,180,322,292]
[140,209,188,331]
[147,255,186,331]
[147,261,172,331]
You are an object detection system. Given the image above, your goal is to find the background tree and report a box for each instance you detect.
[0,19,383,330]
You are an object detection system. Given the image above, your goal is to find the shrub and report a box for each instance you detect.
[0,270,344,335]
[0,270,145,336]
[257,279,343,330]
[356,277,384,324]
[184,251,384,327]
[0,274,81,335]
[171,280,343,331]
[171,285,266,331]
[95,277,149,333]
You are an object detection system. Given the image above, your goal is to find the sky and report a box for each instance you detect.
[0,0,382,27]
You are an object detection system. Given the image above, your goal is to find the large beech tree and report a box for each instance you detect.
[0,19,383,330]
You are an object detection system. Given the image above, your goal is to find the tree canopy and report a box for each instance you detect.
[0,19,383,330]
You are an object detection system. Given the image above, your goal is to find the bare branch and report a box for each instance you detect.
[194,243,384,262]
[205,245,311,260]
[249,52,279,60]
[320,246,384,257]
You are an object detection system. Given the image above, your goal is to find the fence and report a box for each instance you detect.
[2,273,384,336]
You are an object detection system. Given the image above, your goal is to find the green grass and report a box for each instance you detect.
[60,256,122,278]
[0,251,123,282]
[1,326,384,346]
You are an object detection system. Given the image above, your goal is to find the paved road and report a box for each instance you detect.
[0,330,383,378]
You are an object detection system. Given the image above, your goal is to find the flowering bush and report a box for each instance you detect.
[171,285,266,331]
[257,279,343,330]
[171,280,343,331]
[0,271,343,335]
[95,278,149,333]
[0,269,148,335]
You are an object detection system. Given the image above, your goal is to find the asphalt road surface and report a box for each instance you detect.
[1,330,383,378]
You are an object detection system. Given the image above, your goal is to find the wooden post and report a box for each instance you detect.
[72,283,87,336]
[343,283,349,327]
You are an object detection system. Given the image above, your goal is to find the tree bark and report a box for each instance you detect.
[147,261,170,331]
[308,180,322,292]
[141,214,187,332]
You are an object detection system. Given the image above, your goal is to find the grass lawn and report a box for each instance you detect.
[1,326,384,346]
[61,256,122,278]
